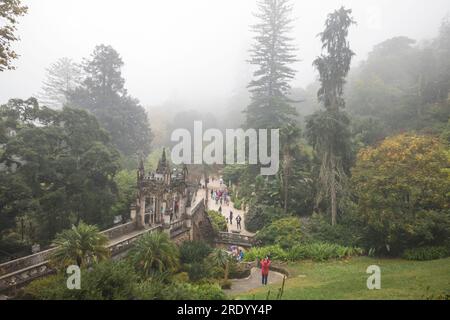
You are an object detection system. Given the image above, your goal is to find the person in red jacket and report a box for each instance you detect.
[260,256,271,286]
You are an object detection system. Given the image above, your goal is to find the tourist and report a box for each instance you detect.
[239,249,245,262]
[229,211,233,225]
[218,206,222,214]
[260,256,271,286]
[236,215,242,230]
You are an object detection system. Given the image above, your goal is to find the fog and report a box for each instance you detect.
[1,0,449,109]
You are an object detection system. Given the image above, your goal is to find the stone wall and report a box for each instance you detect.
[0,248,56,277]
[0,221,137,278]
[171,229,191,246]
[101,221,136,240]
[190,200,215,244]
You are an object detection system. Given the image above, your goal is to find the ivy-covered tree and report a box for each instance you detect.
[0,0,27,71]
[68,45,152,158]
[306,7,355,226]
[245,0,298,129]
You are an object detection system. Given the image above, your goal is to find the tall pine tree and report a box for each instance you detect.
[306,7,355,226]
[68,45,152,159]
[246,0,298,129]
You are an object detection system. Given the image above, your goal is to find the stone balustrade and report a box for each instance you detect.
[216,232,255,247]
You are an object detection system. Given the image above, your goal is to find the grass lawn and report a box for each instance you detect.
[233,257,450,300]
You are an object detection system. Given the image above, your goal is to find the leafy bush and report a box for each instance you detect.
[179,241,213,264]
[303,211,364,248]
[243,245,288,262]
[402,246,450,261]
[351,134,450,255]
[207,210,228,234]
[222,164,247,185]
[245,205,286,233]
[255,217,303,249]
[186,262,212,282]
[172,272,189,283]
[287,242,363,262]
[243,243,363,263]
[233,198,242,210]
[21,273,80,300]
[23,261,139,300]
[160,282,227,300]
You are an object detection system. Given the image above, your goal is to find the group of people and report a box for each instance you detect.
[230,246,245,262]
[211,189,230,206]
[225,211,242,230]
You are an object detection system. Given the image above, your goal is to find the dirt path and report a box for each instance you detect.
[204,178,285,295]
[225,267,285,295]
[206,178,254,236]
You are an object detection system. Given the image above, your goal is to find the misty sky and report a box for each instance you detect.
[1,0,449,109]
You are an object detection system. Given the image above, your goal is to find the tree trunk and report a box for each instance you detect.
[284,161,289,214]
[224,261,229,281]
[330,157,337,226]
[283,151,291,215]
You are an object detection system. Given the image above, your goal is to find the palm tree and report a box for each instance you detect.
[129,231,179,278]
[209,249,231,281]
[51,222,109,268]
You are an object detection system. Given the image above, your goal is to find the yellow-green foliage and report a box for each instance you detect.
[352,133,450,254]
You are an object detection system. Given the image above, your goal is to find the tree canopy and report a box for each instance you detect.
[68,45,153,158]
[0,98,120,245]
[245,0,298,129]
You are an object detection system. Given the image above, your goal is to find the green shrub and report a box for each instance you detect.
[194,283,228,300]
[245,205,286,233]
[172,272,190,283]
[23,261,139,300]
[222,164,247,185]
[134,279,166,300]
[287,242,364,262]
[21,273,79,300]
[179,241,213,264]
[402,246,450,261]
[304,212,364,248]
[160,282,227,300]
[207,210,228,234]
[82,260,139,300]
[186,262,211,282]
[233,198,242,210]
[243,245,288,262]
[255,217,303,249]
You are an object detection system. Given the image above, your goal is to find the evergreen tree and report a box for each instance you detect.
[306,7,355,226]
[37,57,84,109]
[246,0,298,129]
[68,45,152,158]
